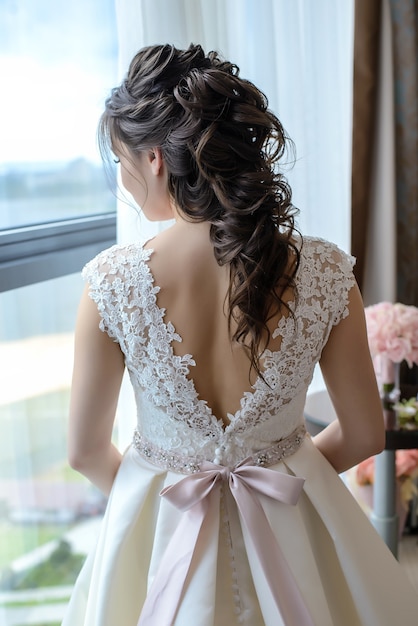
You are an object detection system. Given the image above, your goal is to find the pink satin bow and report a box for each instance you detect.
[137,459,314,626]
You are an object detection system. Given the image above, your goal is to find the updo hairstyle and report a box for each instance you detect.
[99,43,300,379]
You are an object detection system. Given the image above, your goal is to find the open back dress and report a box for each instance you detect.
[62,236,417,626]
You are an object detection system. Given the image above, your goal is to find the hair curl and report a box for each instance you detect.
[99,43,300,380]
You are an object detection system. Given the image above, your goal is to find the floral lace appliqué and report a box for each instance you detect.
[82,237,355,466]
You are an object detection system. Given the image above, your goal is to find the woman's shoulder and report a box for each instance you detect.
[296,236,357,305]
[299,235,356,271]
[295,236,357,324]
[301,235,356,266]
[82,240,152,283]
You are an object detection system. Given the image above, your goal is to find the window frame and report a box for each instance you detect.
[0,213,116,291]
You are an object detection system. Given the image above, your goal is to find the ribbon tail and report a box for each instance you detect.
[231,479,315,626]
[137,490,217,626]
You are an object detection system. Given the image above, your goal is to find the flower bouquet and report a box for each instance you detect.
[365,301,418,374]
[364,302,418,421]
[365,302,418,367]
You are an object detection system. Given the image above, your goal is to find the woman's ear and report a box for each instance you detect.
[149,147,164,175]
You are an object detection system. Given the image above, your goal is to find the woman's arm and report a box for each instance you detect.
[68,285,125,495]
[314,283,385,473]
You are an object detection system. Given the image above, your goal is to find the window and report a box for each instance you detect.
[0,1,118,624]
[0,275,112,625]
[0,0,118,290]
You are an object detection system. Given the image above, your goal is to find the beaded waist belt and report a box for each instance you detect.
[132,423,306,474]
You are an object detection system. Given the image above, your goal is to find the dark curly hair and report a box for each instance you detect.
[99,43,300,380]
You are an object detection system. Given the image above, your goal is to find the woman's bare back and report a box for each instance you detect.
[145,223,288,426]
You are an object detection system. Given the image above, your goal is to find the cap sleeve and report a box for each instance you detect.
[320,241,357,328]
[82,244,132,346]
[299,238,357,348]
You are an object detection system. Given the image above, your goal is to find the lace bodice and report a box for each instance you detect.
[83,236,355,467]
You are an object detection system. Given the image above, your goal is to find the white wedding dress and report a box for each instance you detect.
[62,237,417,626]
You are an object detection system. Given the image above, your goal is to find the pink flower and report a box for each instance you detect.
[365,302,418,367]
[396,450,418,480]
[356,450,418,486]
[385,337,412,364]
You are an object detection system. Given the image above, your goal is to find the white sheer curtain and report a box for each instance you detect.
[113,0,355,442]
[115,0,354,250]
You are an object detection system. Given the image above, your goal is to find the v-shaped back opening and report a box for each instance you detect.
[141,243,291,429]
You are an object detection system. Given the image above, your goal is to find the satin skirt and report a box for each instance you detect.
[62,436,417,626]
